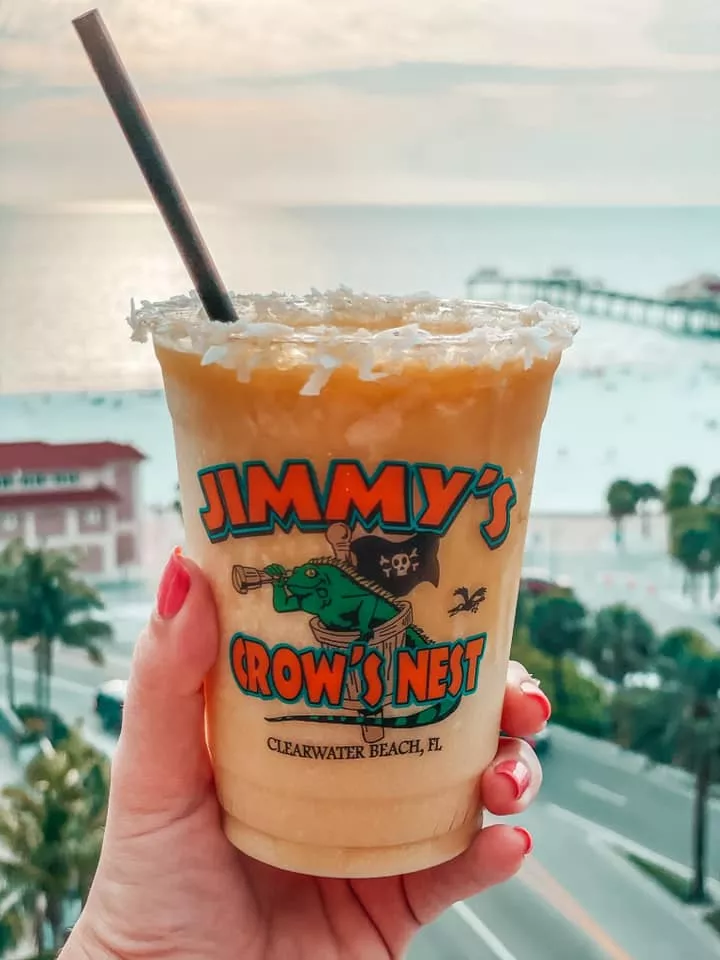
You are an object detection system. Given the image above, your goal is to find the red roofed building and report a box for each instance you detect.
[0,441,145,581]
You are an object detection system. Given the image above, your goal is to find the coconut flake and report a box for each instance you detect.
[201,345,228,367]
[128,289,579,392]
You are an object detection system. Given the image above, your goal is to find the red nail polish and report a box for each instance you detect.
[157,548,191,620]
[494,759,532,799]
[513,827,533,856]
[522,688,552,724]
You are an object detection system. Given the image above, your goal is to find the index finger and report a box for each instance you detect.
[500,659,552,738]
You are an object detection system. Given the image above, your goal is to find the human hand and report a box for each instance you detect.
[63,551,550,960]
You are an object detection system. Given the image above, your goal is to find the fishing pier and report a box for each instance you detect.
[466,270,720,339]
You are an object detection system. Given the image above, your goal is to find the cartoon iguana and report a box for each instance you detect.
[263,558,461,730]
[265,558,431,647]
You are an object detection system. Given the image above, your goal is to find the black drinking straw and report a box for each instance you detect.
[73,9,237,323]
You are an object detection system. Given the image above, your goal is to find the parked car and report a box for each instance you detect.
[95,679,127,733]
[524,725,551,757]
[520,568,573,596]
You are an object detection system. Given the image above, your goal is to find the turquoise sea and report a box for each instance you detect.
[0,204,719,512]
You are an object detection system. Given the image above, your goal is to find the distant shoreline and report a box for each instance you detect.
[3,201,720,216]
[2,359,718,516]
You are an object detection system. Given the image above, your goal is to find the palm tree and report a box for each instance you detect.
[0,541,112,716]
[664,465,698,513]
[528,592,587,711]
[670,520,714,603]
[0,895,25,956]
[704,490,720,601]
[664,655,720,904]
[0,729,110,952]
[660,628,713,662]
[634,482,661,539]
[704,474,720,509]
[0,622,17,710]
[660,469,720,602]
[0,543,21,709]
[585,604,657,685]
[625,636,720,904]
[52,729,110,908]
[606,479,638,546]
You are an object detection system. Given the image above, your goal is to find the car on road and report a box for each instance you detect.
[524,725,551,757]
[95,679,127,733]
[520,568,573,596]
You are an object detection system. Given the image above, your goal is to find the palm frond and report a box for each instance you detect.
[0,858,49,889]
[0,542,112,650]
[0,896,27,953]
[0,787,44,819]
[0,809,42,859]
[59,619,113,655]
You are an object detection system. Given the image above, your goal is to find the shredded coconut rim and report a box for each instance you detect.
[129,288,579,396]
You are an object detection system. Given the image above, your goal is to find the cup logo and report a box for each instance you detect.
[196,458,516,747]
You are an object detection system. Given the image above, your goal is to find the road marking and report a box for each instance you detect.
[451,902,518,960]
[575,779,628,807]
[587,835,720,950]
[545,803,720,899]
[646,770,720,813]
[521,857,635,960]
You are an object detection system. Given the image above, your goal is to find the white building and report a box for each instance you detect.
[665,273,720,303]
[0,441,145,583]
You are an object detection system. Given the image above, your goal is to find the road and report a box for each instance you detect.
[3,643,720,959]
[541,726,720,879]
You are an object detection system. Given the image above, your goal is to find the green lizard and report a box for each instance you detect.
[263,558,461,730]
[264,558,430,647]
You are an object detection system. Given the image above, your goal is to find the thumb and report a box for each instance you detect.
[109,549,219,823]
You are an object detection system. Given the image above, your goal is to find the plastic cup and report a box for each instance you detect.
[131,290,577,878]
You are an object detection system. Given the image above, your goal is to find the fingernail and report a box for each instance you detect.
[494,759,532,799]
[522,676,542,689]
[513,827,533,856]
[520,682,552,722]
[157,548,191,620]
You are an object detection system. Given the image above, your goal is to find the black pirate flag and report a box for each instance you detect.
[352,532,440,597]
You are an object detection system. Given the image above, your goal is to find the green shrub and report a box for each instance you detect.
[511,631,611,738]
[610,688,675,765]
[706,907,720,936]
[625,852,692,902]
[553,662,612,738]
[14,703,70,746]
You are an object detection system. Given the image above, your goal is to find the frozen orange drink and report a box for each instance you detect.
[130,290,577,878]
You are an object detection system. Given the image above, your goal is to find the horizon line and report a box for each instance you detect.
[2,199,720,214]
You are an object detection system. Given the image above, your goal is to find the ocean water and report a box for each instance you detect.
[0,204,718,511]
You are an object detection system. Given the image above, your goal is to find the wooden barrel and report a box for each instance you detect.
[310,602,412,710]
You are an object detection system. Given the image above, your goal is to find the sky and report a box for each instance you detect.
[1,0,720,206]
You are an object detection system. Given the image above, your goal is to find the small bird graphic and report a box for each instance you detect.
[448,586,487,617]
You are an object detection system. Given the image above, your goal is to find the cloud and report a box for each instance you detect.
[651,0,720,55]
[2,0,719,93]
[3,67,719,206]
[1,0,720,205]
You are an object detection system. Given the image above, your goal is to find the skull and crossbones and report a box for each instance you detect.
[379,548,420,578]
